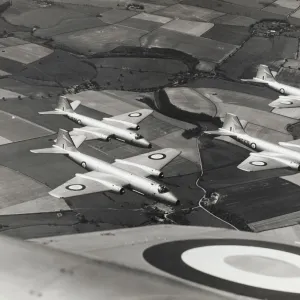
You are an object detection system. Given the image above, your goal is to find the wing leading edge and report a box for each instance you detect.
[112,148,181,177]
[102,109,153,129]
[237,151,297,172]
[50,171,128,198]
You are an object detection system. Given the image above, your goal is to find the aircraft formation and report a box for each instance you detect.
[204,63,300,173]
[242,64,300,108]
[32,96,180,205]
[32,63,300,204]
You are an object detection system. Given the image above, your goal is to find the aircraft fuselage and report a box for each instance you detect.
[66,111,151,148]
[232,132,300,169]
[254,78,300,96]
[66,150,178,204]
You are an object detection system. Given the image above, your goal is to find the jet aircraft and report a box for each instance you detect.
[39,96,153,148]
[242,64,300,109]
[205,113,300,172]
[31,129,180,205]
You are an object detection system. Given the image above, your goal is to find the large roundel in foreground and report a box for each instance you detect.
[143,239,300,299]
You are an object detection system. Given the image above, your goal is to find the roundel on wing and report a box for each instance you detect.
[66,184,86,191]
[148,153,166,160]
[281,100,293,105]
[128,112,142,117]
[143,239,300,299]
[250,161,267,166]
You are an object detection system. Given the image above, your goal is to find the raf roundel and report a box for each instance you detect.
[128,112,142,118]
[148,153,166,160]
[250,161,267,166]
[250,143,256,149]
[281,101,293,105]
[66,184,86,191]
[143,239,300,299]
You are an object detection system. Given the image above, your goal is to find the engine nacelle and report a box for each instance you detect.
[103,118,140,130]
[114,159,163,178]
[147,169,164,178]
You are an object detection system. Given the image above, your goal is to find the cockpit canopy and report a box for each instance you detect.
[158,184,169,194]
[135,133,144,140]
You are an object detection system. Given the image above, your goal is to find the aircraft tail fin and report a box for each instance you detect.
[30,129,86,154]
[205,113,245,136]
[222,113,245,134]
[57,96,81,112]
[39,96,81,115]
[255,64,276,82]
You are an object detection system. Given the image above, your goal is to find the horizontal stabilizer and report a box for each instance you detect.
[71,134,86,148]
[70,126,112,141]
[70,100,81,110]
[39,110,68,115]
[30,147,67,154]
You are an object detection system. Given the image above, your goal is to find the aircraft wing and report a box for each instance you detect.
[112,148,181,177]
[237,152,288,172]
[269,95,300,108]
[70,126,113,141]
[102,109,153,129]
[49,171,128,198]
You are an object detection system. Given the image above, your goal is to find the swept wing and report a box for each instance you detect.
[102,109,153,129]
[237,151,297,172]
[269,95,300,108]
[50,171,128,198]
[112,148,181,177]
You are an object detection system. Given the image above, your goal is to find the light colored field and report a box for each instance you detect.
[275,0,300,9]
[0,43,53,64]
[282,173,300,187]
[0,195,70,215]
[132,12,171,23]
[141,29,238,63]
[197,88,271,112]
[214,15,256,27]
[0,110,53,142]
[0,136,11,145]
[154,4,225,22]
[98,9,137,24]
[0,167,49,209]
[0,70,11,76]
[0,37,28,47]
[5,6,87,28]
[67,90,138,115]
[291,7,300,18]
[161,19,214,37]
[0,88,24,99]
[49,0,166,12]
[272,107,300,120]
[55,25,145,53]
[152,130,200,164]
[165,87,217,116]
